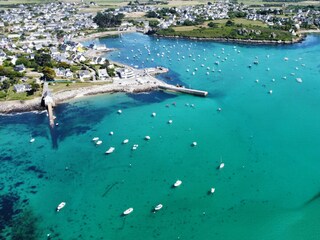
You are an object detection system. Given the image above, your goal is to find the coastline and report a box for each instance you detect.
[0,30,315,115]
[154,33,306,45]
[72,29,136,42]
[0,76,167,114]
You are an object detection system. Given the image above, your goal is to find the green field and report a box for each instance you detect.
[159,18,294,42]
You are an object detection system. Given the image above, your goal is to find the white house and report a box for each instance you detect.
[13,84,31,93]
[98,68,109,79]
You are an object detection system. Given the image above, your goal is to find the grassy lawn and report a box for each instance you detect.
[159,19,294,42]
[173,18,268,32]
[49,81,110,93]
[0,88,42,101]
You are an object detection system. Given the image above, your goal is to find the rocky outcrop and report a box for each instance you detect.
[0,98,45,114]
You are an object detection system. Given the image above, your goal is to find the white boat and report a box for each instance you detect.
[92,137,99,141]
[154,204,163,211]
[132,144,139,150]
[296,78,302,83]
[173,180,182,187]
[210,188,216,194]
[219,163,225,169]
[152,112,156,117]
[268,90,273,94]
[109,131,114,136]
[96,140,102,145]
[105,147,115,154]
[56,202,66,212]
[145,136,151,140]
[123,207,133,215]
[123,139,129,144]
[30,138,35,143]
[168,120,173,124]
[117,110,122,114]
[192,142,197,146]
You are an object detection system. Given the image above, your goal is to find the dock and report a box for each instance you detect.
[158,85,208,97]
[42,82,56,127]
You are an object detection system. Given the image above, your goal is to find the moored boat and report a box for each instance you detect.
[92,137,99,141]
[30,138,35,143]
[106,147,115,154]
[219,163,225,169]
[123,207,133,215]
[96,140,102,145]
[154,204,163,211]
[56,202,66,212]
[173,180,182,187]
[123,139,129,144]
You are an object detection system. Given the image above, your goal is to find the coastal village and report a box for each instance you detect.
[0,0,319,110]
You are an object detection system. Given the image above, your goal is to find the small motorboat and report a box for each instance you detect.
[173,180,182,187]
[30,138,35,143]
[145,136,151,140]
[109,131,114,136]
[210,188,215,194]
[105,147,115,154]
[117,110,122,114]
[268,90,273,94]
[168,120,173,124]
[123,207,133,215]
[92,137,99,141]
[296,78,302,83]
[132,144,139,150]
[123,139,129,144]
[154,204,163,211]
[151,112,156,117]
[96,140,102,145]
[219,163,225,169]
[192,142,197,147]
[56,202,66,212]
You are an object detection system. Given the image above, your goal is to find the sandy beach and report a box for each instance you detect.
[73,29,136,42]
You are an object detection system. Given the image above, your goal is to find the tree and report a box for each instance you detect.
[42,67,56,81]
[56,30,65,39]
[146,11,158,18]
[225,20,235,27]
[183,20,194,26]
[93,12,125,28]
[208,22,218,28]
[1,79,10,91]
[35,54,52,67]
[149,20,159,28]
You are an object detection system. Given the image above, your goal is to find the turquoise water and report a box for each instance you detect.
[1,33,320,239]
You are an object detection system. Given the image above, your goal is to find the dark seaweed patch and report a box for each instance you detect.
[14,182,24,188]
[0,193,20,232]
[26,165,46,175]
[0,155,12,162]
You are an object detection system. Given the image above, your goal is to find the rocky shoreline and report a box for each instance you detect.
[155,34,305,45]
[0,78,162,114]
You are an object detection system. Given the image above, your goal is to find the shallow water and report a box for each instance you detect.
[1,33,320,239]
